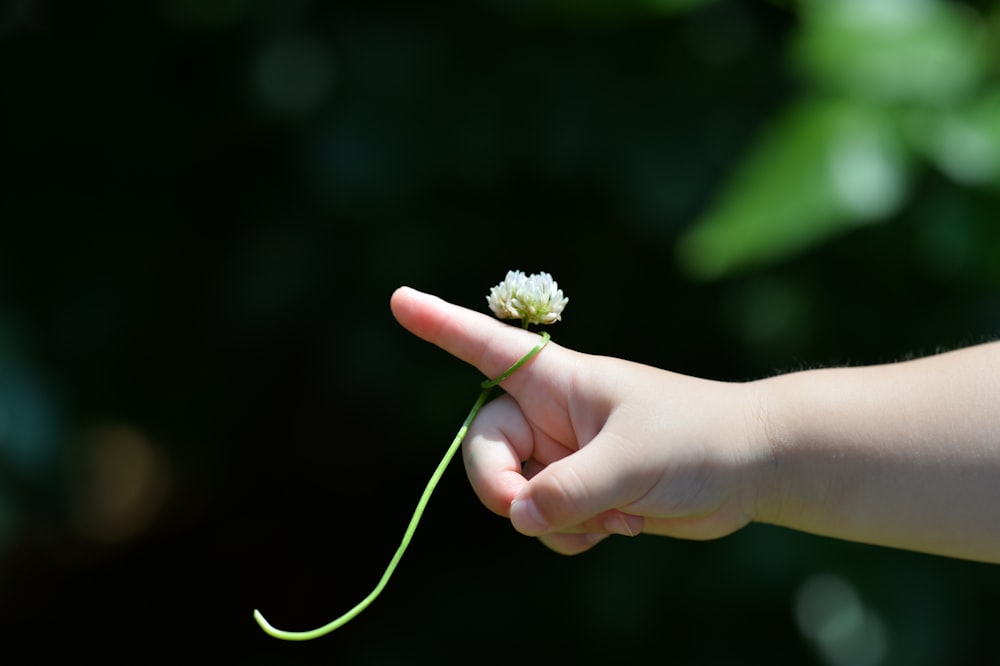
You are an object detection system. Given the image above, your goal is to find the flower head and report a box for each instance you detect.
[486,270,568,326]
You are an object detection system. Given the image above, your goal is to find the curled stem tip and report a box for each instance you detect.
[254,330,550,640]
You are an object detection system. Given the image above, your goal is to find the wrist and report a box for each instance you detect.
[740,377,787,527]
[742,367,855,533]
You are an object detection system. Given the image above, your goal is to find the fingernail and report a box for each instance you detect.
[510,498,549,535]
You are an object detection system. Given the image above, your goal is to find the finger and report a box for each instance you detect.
[578,510,645,538]
[537,532,610,556]
[510,431,649,536]
[462,395,533,517]
[390,286,549,383]
[510,501,643,533]
[535,509,644,555]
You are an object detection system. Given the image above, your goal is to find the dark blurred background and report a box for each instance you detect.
[1,0,999,663]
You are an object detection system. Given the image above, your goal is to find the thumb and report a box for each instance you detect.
[509,432,646,537]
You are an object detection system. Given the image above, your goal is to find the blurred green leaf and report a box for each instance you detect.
[792,0,987,105]
[907,87,1000,186]
[676,98,912,279]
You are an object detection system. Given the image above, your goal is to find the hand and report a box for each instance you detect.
[390,287,769,555]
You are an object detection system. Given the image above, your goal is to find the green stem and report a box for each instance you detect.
[253,330,550,641]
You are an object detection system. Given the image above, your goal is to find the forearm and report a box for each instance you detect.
[751,341,1000,563]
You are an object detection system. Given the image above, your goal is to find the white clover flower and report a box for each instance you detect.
[486,270,568,326]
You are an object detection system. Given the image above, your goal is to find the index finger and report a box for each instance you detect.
[390,286,548,382]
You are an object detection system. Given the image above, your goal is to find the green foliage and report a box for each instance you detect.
[677,0,1000,279]
[676,98,912,278]
[795,0,986,105]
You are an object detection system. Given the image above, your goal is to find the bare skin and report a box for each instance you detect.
[390,286,1000,564]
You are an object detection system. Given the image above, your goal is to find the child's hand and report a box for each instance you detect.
[394,286,1000,564]
[390,286,769,555]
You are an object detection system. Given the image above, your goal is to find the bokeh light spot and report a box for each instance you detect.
[0,369,61,479]
[795,573,890,666]
[66,423,171,545]
[828,131,905,222]
[254,33,337,116]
